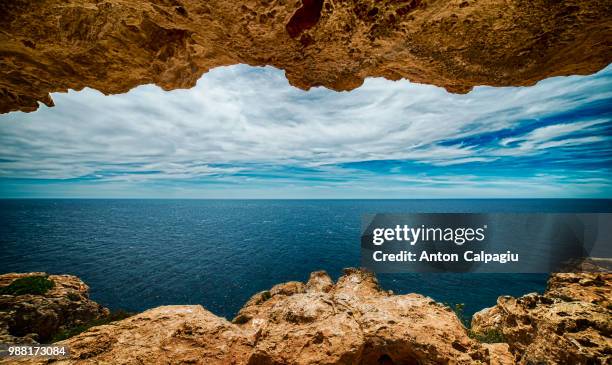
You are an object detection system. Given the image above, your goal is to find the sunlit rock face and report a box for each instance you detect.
[472,270,612,364]
[3,269,609,364]
[1,0,611,113]
[4,269,510,365]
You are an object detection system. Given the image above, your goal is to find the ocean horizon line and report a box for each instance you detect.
[2,197,612,201]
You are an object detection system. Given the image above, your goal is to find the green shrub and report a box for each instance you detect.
[468,329,505,343]
[50,310,133,343]
[444,302,470,327]
[443,302,505,343]
[0,276,54,296]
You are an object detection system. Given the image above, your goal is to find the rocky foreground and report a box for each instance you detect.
[0,269,610,364]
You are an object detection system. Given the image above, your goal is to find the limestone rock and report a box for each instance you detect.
[7,269,506,364]
[305,270,334,293]
[1,0,611,113]
[7,269,610,364]
[237,268,498,364]
[482,343,515,365]
[546,271,612,309]
[0,272,109,344]
[471,272,612,364]
[64,305,252,364]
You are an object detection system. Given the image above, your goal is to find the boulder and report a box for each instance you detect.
[0,272,109,344]
[471,272,612,364]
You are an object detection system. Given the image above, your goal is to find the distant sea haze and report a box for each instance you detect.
[1,199,610,319]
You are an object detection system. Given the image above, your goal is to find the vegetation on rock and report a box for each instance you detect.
[51,310,133,343]
[0,275,54,296]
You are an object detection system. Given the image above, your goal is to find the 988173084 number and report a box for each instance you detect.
[0,344,70,358]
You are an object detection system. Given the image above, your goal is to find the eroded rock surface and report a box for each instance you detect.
[236,269,494,364]
[6,269,510,364]
[0,272,109,344]
[1,0,611,113]
[471,271,612,364]
[4,269,610,364]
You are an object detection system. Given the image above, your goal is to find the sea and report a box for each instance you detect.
[1,199,610,320]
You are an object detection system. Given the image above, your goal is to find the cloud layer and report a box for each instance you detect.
[0,64,610,198]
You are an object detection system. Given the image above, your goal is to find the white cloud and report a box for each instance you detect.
[0,64,610,198]
[500,119,609,150]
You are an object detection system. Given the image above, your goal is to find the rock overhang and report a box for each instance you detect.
[1,0,611,114]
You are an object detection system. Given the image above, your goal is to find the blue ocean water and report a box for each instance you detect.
[1,199,610,320]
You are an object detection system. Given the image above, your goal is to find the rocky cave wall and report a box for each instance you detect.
[1,0,611,114]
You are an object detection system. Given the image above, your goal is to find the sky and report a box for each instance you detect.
[0,64,611,198]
